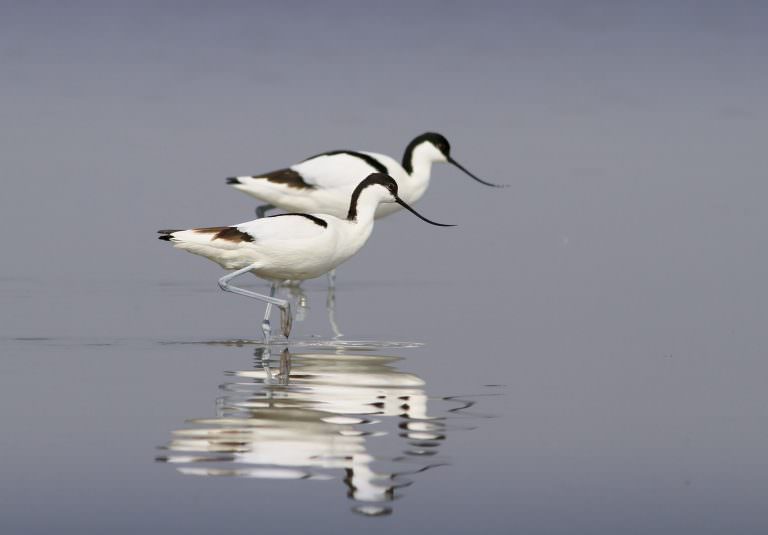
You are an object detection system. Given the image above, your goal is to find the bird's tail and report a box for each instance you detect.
[157,229,182,241]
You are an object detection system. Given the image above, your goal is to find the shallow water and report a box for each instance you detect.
[0,282,510,533]
[2,278,768,534]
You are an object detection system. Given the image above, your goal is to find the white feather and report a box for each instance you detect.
[164,185,396,280]
[230,144,446,219]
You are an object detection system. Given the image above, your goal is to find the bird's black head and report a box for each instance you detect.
[347,173,454,227]
[403,131,507,187]
[361,172,399,196]
[402,132,450,174]
[419,132,451,157]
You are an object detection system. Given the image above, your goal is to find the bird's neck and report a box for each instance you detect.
[346,189,380,225]
[340,195,378,257]
[401,143,436,186]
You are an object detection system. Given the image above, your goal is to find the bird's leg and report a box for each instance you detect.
[280,303,293,340]
[218,265,293,341]
[285,285,308,323]
[327,269,336,289]
[261,283,278,342]
[255,204,276,218]
[326,284,343,339]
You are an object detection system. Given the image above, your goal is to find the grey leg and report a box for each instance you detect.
[256,204,276,218]
[218,265,293,341]
[326,284,343,339]
[286,285,308,323]
[260,283,279,342]
[327,269,336,289]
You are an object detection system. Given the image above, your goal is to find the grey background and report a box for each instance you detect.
[1,1,767,533]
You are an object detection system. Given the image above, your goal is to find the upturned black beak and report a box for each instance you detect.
[448,157,508,187]
[226,177,241,185]
[395,197,455,227]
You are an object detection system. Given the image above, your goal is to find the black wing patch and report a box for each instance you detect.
[255,168,315,189]
[303,150,389,174]
[268,213,328,228]
[192,227,255,242]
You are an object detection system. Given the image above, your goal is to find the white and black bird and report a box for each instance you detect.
[158,173,453,342]
[226,132,506,219]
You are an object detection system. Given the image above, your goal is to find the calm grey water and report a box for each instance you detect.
[2,2,768,533]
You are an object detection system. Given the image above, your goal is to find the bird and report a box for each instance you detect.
[158,173,453,342]
[225,132,506,220]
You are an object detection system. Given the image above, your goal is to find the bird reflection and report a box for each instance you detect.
[156,346,479,516]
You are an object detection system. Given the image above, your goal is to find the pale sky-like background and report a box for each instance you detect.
[1,2,767,533]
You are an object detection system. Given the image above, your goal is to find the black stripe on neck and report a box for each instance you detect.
[346,173,397,221]
[305,150,388,174]
[402,141,419,175]
[347,188,361,221]
[268,213,328,228]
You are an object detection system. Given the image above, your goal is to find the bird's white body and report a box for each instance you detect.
[230,143,447,219]
[166,197,379,281]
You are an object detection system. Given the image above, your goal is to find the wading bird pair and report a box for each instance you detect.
[159,133,504,342]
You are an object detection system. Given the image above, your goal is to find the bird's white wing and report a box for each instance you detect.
[235,214,330,242]
[291,151,396,190]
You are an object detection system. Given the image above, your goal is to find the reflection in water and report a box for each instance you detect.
[156,346,491,516]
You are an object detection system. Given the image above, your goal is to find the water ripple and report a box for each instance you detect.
[156,346,496,517]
